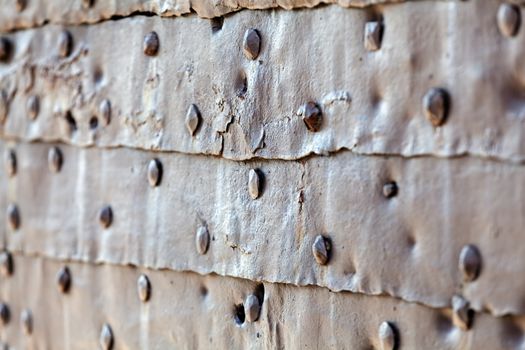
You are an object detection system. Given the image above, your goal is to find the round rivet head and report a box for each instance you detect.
[26,95,39,120]
[378,321,397,350]
[0,38,12,62]
[459,244,481,283]
[248,169,261,200]
[302,102,323,132]
[185,104,201,136]
[5,149,16,177]
[244,294,261,323]
[243,29,261,60]
[99,99,111,126]
[137,274,151,302]
[143,31,159,56]
[56,266,71,293]
[48,146,63,173]
[147,159,162,187]
[498,4,521,37]
[20,309,32,335]
[0,90,8,123]
[0,303,9,325]
[423,88,449,127]
[58,30,73,58]
[0,251,13,277]
[99,323,113,350]
[364,21,383,51]
[99,205,113,229]
[7,204,20,231]
[195,226,210,255]
[382,181,398,198]
[452,295,473,331]
[312,235,330,265]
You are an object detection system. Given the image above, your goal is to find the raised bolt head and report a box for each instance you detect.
[195,226,210,255]
[382,182,398,198]
[99,205,113,229]
[48,146,63,173]
[185,104,201,136]
[143,32,159,56]
[26,95,39,120]
[459,244,482,283]
[147,159,162,187]
[0,251,13,276]
[0,38,12,62]
[248,169,261,200]
[243,29,261,60]
[99,99,111,126]
[58,30,73,58]
[244,294,261,323]
[137,274,151,302]
[5,149,16,177]
[378,321,397,350]
[0,303,9,326]
[99,323,113,350]
[452,295,473,331]
[312,235,330,265]
[364,21,383,51]
[56,266,71,293]
[7,204,20,231]
[302,102,322,132]
[20,309,32,335]
[498,4,521,37]
[423,87,450,127]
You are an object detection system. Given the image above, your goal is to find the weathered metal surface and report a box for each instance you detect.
[4,140,525,317]
[1,254,524,350]
[0,2,525,162]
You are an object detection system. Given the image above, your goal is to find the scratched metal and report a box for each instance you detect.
[1,2,525,162]
[3,141,525,317]
[1,254,524,349]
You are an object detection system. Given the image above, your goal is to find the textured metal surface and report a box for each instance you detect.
[1,2,525,162]
[3,140,525,317]
[1,254,525,350]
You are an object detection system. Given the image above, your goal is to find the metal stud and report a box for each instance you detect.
[243,29,261,60]
[20,309,32,335]
[244,294,261,323]
[378,321,397,350]
[382,181,398,199]
[5,149,16,177]
[364,21,383,51]
[248,169,261,200]
[195,226,210,255]
[423,87,450,127]
[497,4,521,37]
[56,266,71,293]
[137,274,151,302]
[0,251,13,277]
[99,99,111,126]
[0,303,9,326]
[26,95,39,120]
[147,159,162,187]
[0,38,12,62]
[99,323,113,350]
[7,204,20,231]
[452,295,473,331]
[99,205,113,229]
[301,102,323,132]
[48,146,63,173]
[459,244,481,283]
[312,235,330,265]
[185,104,201,136]
[0,90,8,123]
[58,30,73,58]
[143,32,159,56]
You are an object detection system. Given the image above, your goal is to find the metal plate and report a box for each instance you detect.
[1,2,525,162]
